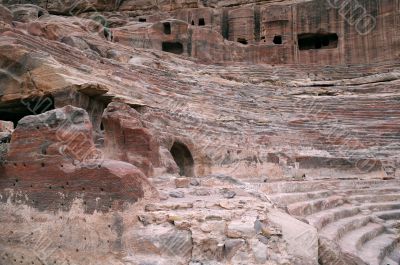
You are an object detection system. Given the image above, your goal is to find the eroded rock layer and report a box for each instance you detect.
[0,105,154,213]
[6,0,397,65]
[0,0,399,264]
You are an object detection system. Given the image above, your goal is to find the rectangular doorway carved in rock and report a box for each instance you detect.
[162,42,184,54]
[163,22,171,34]
[298,33,338,50]
[199,18,205,26]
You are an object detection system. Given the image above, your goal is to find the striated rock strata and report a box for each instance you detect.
[0,0,399,264]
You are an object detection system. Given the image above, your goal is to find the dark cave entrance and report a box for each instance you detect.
[0,96,55,127]
[298,33,338,50]
[273,35,282,44]
[163,22,171,34]
[162,42,184,54]
[170,142,194,177]
[237,38,248,45]
[199,18,205,26]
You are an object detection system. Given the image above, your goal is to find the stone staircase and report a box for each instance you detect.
[122,174,295,265]
[120,174,322,265]
[262,178,400,265]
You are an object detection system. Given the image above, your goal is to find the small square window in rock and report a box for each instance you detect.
[273,35,282,44]
[198,18,205,26]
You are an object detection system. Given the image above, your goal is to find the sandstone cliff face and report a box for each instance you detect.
[0,105,154,213]
[92,0,400,64]
[102,102,162,176]
[3,0,398,65]
[0,0,399,264]
[0,5,399,179]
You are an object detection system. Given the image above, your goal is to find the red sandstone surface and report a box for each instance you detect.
[0,0,399,264]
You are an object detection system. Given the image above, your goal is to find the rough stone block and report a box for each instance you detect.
[175,177,190,188]
[226,219,256,238]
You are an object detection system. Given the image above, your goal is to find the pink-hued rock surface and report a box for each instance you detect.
[102,102,162,176]
[0,0,399,264]
[0,106,154,213]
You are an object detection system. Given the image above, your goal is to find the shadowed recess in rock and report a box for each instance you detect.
[163,22,171,34]
[298,33,338,50]
[0,96,54,127]
[170,142,194,177]
[162,42,184,54]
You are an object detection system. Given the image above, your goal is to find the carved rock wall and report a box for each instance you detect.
[0,1,399,264]
[111,0,400,65]
[102,102,162,176]
[1,17,399,179]
[0,106,153,213]
[3,0,399,65]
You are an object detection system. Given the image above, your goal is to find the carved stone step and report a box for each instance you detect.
[262,180,400,195]
[339,222,385,255]
[381,246,400,265]
[349,194,400,204]
[306,202,400,231]
[361,202,400,212]
[358,233,400,265]
[287,195,344,217]
[306,204,360,230]
[320,214,371,241]
[374,209,400,221]
[269,190,333,205]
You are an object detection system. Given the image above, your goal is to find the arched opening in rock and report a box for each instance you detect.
[273,35,282,44]
[170,142,194,177]
[163,22,171,34]
[237,38,248,45]
[0,96,55,127]
[162,42,184,54]
[199,18,205,26]
[104,28,112,41]
[191,20,195,25]
[298,33,338,50]
[38,10,44,17]
[139,18,146,22]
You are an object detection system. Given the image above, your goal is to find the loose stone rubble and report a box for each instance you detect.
[0,0,399,264]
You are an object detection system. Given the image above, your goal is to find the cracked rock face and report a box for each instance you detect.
[102,102,162,177]
[0,5,12,25]
[0,172,314,265]
[0,0,399,264]
[0,106,153,213]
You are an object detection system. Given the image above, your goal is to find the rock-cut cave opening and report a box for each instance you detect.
[298,33,338,50]
[237,38,248,45]
[162,42,184,54]
[170,142,194,177]
[199,18,205,26]
[163,22,171,35]
[0,96,55,127]
[273,35,282,44]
